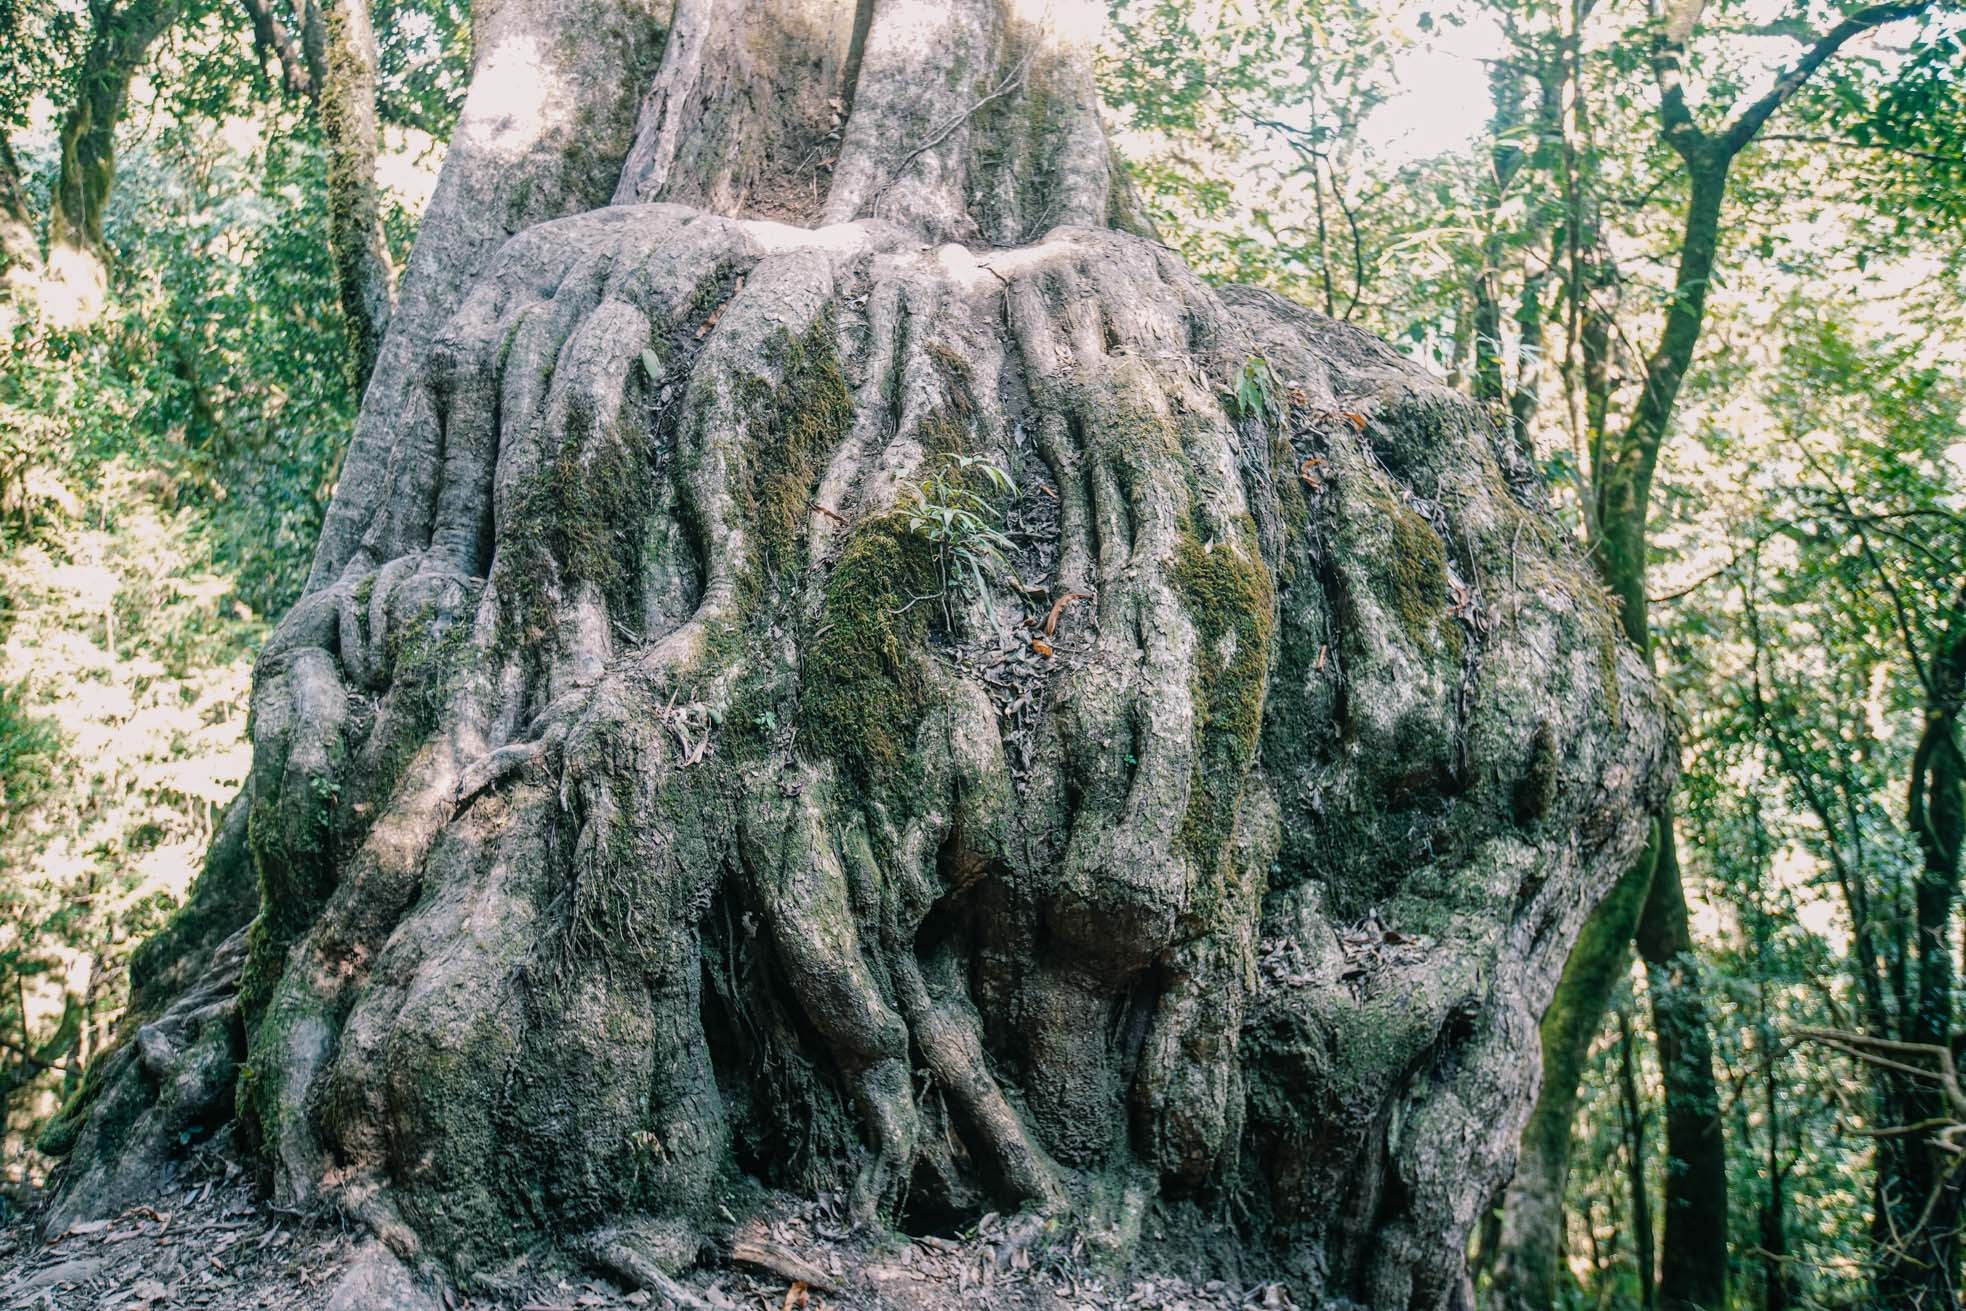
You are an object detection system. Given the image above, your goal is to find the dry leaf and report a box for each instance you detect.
[1042,591,1092,637]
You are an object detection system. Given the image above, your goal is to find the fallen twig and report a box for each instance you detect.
[732,1238,841,1295]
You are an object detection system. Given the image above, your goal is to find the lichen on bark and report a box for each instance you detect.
[44,3,1673,1308]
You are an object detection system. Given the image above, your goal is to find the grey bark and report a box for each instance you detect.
[48,4,1672,1307]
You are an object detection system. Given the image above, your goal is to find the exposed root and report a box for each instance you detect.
[585,1221,726,1310]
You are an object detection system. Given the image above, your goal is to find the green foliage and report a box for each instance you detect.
[1809,9,1966,231]
[1227,354,1286,428]
[0,0,404,1154]
[0,682,57,824]
[895,452,1017,612]
[373,0,471,138]
[0,0,82,136]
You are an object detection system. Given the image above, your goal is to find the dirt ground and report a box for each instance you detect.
[0,1145,1303,1311]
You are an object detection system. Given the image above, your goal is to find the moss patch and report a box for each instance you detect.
[496,416,656,649]
[1172,532,1275,873]
[372,614,468,802]
[796,516,941,794]
[742,312,852,572]
[1383,497,1462,658]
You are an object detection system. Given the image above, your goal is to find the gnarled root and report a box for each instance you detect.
[55,205,1669,1307]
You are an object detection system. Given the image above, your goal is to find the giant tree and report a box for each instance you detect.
[39,2,1669,1306]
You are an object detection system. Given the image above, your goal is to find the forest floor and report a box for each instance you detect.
[0,1148,1299,1311]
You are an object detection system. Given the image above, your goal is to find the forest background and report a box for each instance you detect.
[0,0,1960,1306]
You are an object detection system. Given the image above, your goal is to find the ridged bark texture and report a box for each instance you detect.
[48,4,1672,1308]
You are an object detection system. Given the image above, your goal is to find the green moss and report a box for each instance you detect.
[970,53,1065,241]
[922,341,976,421]
[374,614,468,800]
[917,411,971,458]
[1172,532,1275,873]
[796,516,941,794]
[1512,721,1560,827]
[1275,434,1312,549]
[1383,497,1462,657]
[741,312,852,572]
[496,414,656,650]
[1596,619,1624,730]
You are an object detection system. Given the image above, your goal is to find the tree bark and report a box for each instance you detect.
[1510,16,1940,1286]
[1618,1004,1657,1311]
[1492,153,1732,1311]
[301,0,397,389]
[1874,603,1966,1303]
[46,4,1672,1306]
[1633,818,1729,1311]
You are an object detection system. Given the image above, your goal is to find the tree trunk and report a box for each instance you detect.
[301,0,397,388]
[47,0,181,310]
[45,3,1671,1306]
[0,136,38,290]
[1487,839,1653,1311]
[1493,152,1734,1311]
[1875,607,1966,1303]
[1618,1003,1657,1311]
[1633,817,1730,1311]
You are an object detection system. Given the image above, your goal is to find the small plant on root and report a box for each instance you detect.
[895,453,1018,627]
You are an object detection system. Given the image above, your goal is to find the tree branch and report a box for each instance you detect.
[238,0,310,97]
[1719,1,1935,157]
[1649,0,1712,157]
[1758,132,1965,166]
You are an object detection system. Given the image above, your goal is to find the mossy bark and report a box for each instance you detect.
[300,0,397,387]
[44,0,181,307]
[47,4,1672,1308]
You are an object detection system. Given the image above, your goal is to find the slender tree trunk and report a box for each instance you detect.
[1489,847,1654,1311]
[1471,58,1530,410]
[1759,1123,1790,1311]
[301,0,396,388]
[1584,158,1734,1311]
[1509,263,1548,437]
[1496,153,1733,1311]
[1633,821,1729,1311]
[45,6,1673,1308]
[1618,1005,1657,1311]
[1750,795,1793,1311]
[1875,610,1966,1303]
